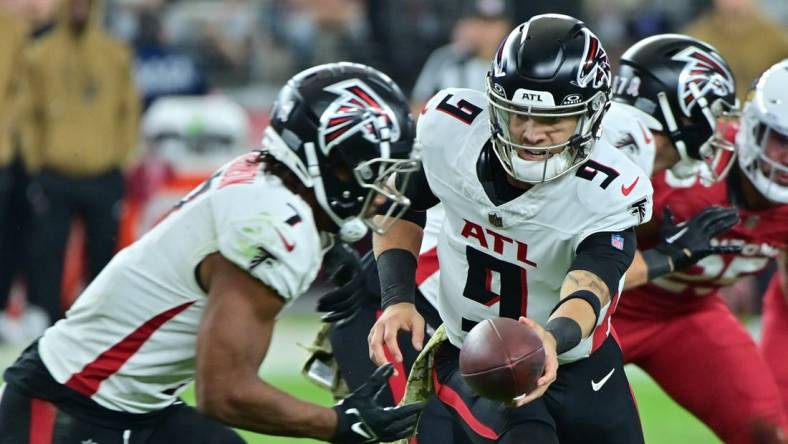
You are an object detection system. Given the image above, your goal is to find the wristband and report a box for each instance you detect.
[545,317,583,354]
[377,249,417,310]
[641,248,674,281]
[549,289,602,326]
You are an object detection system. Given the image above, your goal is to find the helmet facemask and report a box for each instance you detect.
[310,111,419,242]
[738,114,788,204]
[487,78,609,183]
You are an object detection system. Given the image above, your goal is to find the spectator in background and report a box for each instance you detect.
[134,12,208,111]
[21,0,140,325]
[0,5,29,313]
[682,0,788,102]
[410,0,511,113]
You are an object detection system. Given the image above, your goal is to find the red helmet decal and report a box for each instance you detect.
[319,79,400,155]
[672,47,735,117]
[576,29,611,89]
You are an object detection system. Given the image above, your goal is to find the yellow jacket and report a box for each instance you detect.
[683,11,788,102]
[0,11,28,168]
[21,0,140,176]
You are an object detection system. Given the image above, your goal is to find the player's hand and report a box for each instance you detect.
[656,206,741,271]
[317,242,365,324]
[513,317,558,407]
[368,303,425,367]
[332,363,425,443]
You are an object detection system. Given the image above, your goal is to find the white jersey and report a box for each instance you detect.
[601,102,658,177]
[37,153,326,413]
[418,88,653,362]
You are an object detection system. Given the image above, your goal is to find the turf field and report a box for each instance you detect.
[179,366,722,443]
[0,313,722,443]
[185,314,722,444]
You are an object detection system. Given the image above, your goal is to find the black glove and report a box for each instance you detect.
[318,242,366,324]
[332,364,424,443]
[644,206,742,279]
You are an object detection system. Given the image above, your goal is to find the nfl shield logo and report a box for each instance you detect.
[611,234,624,250]
[488,211,503,227]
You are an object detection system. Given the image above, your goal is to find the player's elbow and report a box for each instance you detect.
[196,382,243,422]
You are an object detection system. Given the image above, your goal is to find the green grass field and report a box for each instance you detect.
[179,366,721,443]
[0,313,722,443]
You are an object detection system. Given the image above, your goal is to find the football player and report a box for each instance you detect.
[368,14,652,443]
[0,63,424,444]
[612,53,788,443]
[319,34,754,444]
[742,64,788,416]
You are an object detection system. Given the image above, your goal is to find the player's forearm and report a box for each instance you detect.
[197,376,337,441]
[553,270,610,337]
[623,250,649,290]
[372,217,424,259]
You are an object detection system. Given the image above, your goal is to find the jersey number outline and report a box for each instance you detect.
[575,159,620,189]
[461,246,528,331]
[435,94,483,125]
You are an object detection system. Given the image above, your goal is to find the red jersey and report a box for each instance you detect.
[618,170,788,319]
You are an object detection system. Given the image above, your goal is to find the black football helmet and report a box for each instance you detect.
[263,62,418,242]
[487,14,612,183]
[613,34,738,182]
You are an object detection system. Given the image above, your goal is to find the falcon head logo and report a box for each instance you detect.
[576,30,611,89]
[672,47,735,117]
[319,79,401,155]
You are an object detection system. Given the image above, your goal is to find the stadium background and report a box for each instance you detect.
[1,0,787,442]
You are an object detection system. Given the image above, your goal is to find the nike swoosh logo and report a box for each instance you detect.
[274,227,296,252]
[638,121,653,144]
[621,176,640,196]
[351,422,373,440]
[345,408,374,440]
[664,227,689,244]
[591,368,615,392]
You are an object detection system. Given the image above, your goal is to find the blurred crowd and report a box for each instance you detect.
[0,0,786,344]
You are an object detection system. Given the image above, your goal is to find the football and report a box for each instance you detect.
[459,317,546,402]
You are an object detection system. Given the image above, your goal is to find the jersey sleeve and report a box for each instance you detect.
[602,103,657,177]
[209,184,321,302]
[574,151,654,250]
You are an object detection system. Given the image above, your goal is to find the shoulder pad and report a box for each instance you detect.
[211,181,322,301]
[575,140,654,228]
[600,103,657,177]
[417,88,487,150]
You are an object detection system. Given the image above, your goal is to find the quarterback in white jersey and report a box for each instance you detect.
[417,88,652,356]
[0,63,424,444]
[369,15,650,444]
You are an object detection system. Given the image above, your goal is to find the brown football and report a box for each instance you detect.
[459,317,546,402]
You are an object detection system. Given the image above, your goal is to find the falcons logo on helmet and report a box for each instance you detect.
[319,79,401,155]
[576,30,611,89]
[672,47,735,117]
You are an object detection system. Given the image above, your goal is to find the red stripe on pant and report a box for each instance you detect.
[592,292,619,352]
[432,366,499,440]
[375,309,418,444]
[65,300,196,396]
[30,398,57,444]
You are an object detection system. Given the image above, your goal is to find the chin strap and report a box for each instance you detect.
[304,141,369,242]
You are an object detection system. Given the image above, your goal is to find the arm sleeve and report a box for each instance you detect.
[569,228,636,296]
[211,186,321,302]
[387,164,439,228]
[398,164,440,211]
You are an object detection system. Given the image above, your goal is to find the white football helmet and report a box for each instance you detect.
[736,60,788,204]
